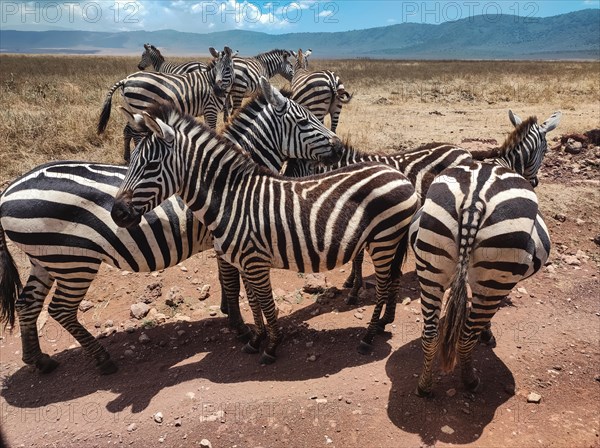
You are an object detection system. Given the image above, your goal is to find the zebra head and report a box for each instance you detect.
[293,48,309,72]
[111,107,179,228]
[259,77,343,166]
[138,44,162,71]
[506,110,562,187]
[281,50,295,81]
[209,46,235,98]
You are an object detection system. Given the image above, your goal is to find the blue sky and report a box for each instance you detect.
[1,1,598,33]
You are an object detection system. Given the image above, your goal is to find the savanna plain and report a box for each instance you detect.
[0,55,599,447]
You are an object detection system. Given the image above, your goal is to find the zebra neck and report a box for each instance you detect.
[179,134,267,237]
[332,144,364,169]
[152,53,165,71]
[223,121,284,173]
[494,141,527,176]
[256,53,281,77]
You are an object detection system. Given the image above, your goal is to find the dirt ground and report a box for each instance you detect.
[1,74,599,448]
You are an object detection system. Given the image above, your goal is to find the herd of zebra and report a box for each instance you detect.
[0,43,561,397]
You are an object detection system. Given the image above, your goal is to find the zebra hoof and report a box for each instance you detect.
[465,376,481,392]
[357,340,373,355]
[242,342,260,354]
[36,355,59,374]
[220,305,229,315]
[479,330,496,347]
[259,352,277,365]
[415,385,432,398]
[98,359,119,375]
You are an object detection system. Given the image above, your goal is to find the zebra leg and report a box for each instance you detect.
[376,277,401,332]
[345,251,364,305]
[357,267,391,354]
[415,272,449,397]
[216,256,251,341]
[16,263,58,373]
[479,321,496,347]
[48,275,118,375]
[329,103,342,133]
[243,269,282,364]
[240,274,267,355]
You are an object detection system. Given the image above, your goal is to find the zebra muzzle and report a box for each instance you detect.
[111,195,142,228]
[321,137,344,165]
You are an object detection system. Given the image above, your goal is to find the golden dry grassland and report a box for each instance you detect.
[0,54,598,185]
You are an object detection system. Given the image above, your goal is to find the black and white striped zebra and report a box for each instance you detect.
[409,110,561,396]
[137,43,208,74]
[283,141,473,303]
[224,49,295,120]
[98,46,235,162]
[291,49,352,132]
[0,80,342,374]
[111,89,418,364]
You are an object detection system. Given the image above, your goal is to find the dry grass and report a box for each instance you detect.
[1,54,598,184]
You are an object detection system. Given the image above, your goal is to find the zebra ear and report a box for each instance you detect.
[118,106,146,132]
[209,47,219,58]
[508,110,522,127]
[305,49,312,57]
[260,77,286,111]
[143,43,149,50]
[289,50,296,58]
[141,112,175,144]
[540,111,562,134]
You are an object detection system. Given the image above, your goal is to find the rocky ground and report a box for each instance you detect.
[1,102,599,447]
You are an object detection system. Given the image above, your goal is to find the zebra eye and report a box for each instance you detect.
[298,118,309,127]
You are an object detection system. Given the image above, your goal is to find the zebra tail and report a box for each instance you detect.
[390,228,410,282]
[97,80,125,134]
[0,221,21,330]
[439,202,484,372]
[336,88,353,104]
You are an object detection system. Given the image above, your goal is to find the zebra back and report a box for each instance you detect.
[137,43,207,74]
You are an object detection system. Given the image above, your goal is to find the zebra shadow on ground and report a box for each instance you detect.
[385,336,515,446]
[1,299,393,414]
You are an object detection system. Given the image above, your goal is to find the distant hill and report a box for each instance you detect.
[1,9,598,59]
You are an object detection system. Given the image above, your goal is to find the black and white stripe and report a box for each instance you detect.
[111,83,418,364]
[284,141,473,302]
[224,49,294,120]
[137,43,208,74]
[0,81,341,374]
[409,110,561,396]
[98,46,235,162]
[290,49,352,132]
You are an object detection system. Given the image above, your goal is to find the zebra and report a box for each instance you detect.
[409,110,561,397]
[137,43,208,74]
[98,46,235,162]
[0,80,342,375]
[111,86,418,364]
[291,48,352,133]
[224,49,295,121]
[283,141,474,304]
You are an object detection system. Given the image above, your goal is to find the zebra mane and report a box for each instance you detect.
[256,49,292,58]
[497,116,538,156]
[149,44,162,58]
[225,87,293,125]
[145,104,280,178]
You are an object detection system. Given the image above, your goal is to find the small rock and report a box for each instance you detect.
[126,423,137,432]
[553,213,567,222]
[441,425,454,435]
[174,313,191,322]
[316,398,328,404]
[200,439,212,448]
[527,392,542,403]
[158,436,165,443]
[575,218,585,225]
[79,300,94,312]
[153,412,164,423]
[307,354,317,362]
[166,287,185,307]
[446,388,456,397]
[345,398,352,404]
[124,349,134,357]
[130,303,150,319]
[303,273,327,293]
[139,333,151,344]
[402,297,411,306]
[209,311,217,317]
[101,327,117,338]
[104,319,114,328]
[325,435,333,444]
[179,265,188,272]
[198,284,211,300]
[562,255,581,266]
[593,235,600,246]
[139,282,162,304]
[353,312,364,320]
[174,418,182,427]
[565,139,583,154]
[545,264,556,274]
[516,287,527,295]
